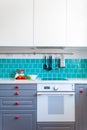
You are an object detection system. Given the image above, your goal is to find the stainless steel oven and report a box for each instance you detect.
[37,83,75,122]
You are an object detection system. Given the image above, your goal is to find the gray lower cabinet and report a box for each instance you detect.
[0,83,37,130]
[37,123,75,130]
[0,111,36,130]
[75,84,87,130]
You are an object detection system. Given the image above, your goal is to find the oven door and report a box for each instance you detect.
[37,92,75,122]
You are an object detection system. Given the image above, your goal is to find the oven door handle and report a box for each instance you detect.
[37,92,75,96]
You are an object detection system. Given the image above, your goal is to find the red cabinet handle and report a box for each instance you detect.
[15,86,19,89]
[15,92,19,95]
[80,89,84,93]
[15,101,19,105]
[15,115,19,119]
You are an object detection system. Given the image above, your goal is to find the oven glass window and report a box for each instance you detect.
[48,96,64,114]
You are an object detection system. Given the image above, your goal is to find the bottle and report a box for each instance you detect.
[19,70,24,76]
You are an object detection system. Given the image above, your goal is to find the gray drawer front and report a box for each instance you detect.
[0,97,36,110]
[1,111,36,130]
[0,90,36,97]
[0,84,37,90]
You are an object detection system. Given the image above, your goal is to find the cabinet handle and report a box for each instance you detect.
[15,115,19,119]
[79,89,84,93]
[15,86,20,89]
[15,101,19,105]
[15,92,19,95]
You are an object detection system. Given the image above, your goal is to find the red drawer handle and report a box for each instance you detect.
[15,115,19,119]
[80,89,84,93]
[15,86,19,89]
[15,92,19,95]
[15,101,19,105]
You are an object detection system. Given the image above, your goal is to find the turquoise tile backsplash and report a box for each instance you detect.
[0,58,87,79]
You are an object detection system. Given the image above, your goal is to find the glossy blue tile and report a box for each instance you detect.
[0,58,87,79]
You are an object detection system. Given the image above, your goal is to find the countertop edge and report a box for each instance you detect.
[0,79,87,84]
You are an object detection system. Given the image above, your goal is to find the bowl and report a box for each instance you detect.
[29,75,37,80]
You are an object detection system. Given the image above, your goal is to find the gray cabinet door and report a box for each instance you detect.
[2,111,36,130]
[37,123,75,130]
[75,84,87,130]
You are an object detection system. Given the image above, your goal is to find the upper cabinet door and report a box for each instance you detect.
[0,0,33,46]
[34,0,66,47]
[67,0,87,47]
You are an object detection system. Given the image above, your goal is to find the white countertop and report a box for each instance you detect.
[0,78,87,84]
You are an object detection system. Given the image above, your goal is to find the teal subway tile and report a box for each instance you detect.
[80,59,85,64]
[5,68,10,73]
[25,59,30,63]
[69,68,74,73]
[0,58,87,79]
[4,73,9,78]
[8,64,15,68]
[32,63,37,68]
[71,74,77,78]
[39,59,43,63]
[22,59,27,63]
[30,69,35,73]
[1,68,6,73]
[0,74,3,78]
[0,64,4,68]
[85,64,87,68]
[58,68,63,73]
[18,63,25,68]
[66,74,72,78]
[81,74,85,78]
[65,59,68,64]
[6,59,12,64]
[11,59,16,64]
[1,59,7,63]
[83,68,87,73]
[52,74,56,78]
[17,59,22,63]
[13,64,19,68]
[3,64,9,68]
[35,69,39,73]
[37,64,43,68]
[73,69,79,73]
[38,74,42,77]
[83,59,87,63]
[64,69,69,73]
[30,59,35,64]
[23,64,29,68]
[63,74,67,79]
[81,64,86,68]
[14,59,20,63]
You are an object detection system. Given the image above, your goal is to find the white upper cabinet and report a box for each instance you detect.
[67,0,87,47]
[0,0,33,46]
[34,0,66,47]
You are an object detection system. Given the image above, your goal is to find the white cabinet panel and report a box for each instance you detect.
[0,0,33,46]
[34,0,66,47]
[67,0,87,46]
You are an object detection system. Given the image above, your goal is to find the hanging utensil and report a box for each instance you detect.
[43,56,47,70]
[55,56,58,70]
[47,56,52,70]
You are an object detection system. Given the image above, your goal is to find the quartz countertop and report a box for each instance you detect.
[0,78,87,84]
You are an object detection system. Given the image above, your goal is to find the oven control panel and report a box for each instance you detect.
[37,83,75,92]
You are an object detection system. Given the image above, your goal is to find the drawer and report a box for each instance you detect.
[0,97,36,110]
[0,110,36,130]
[0,90,36,97]
[0,84,37,90]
